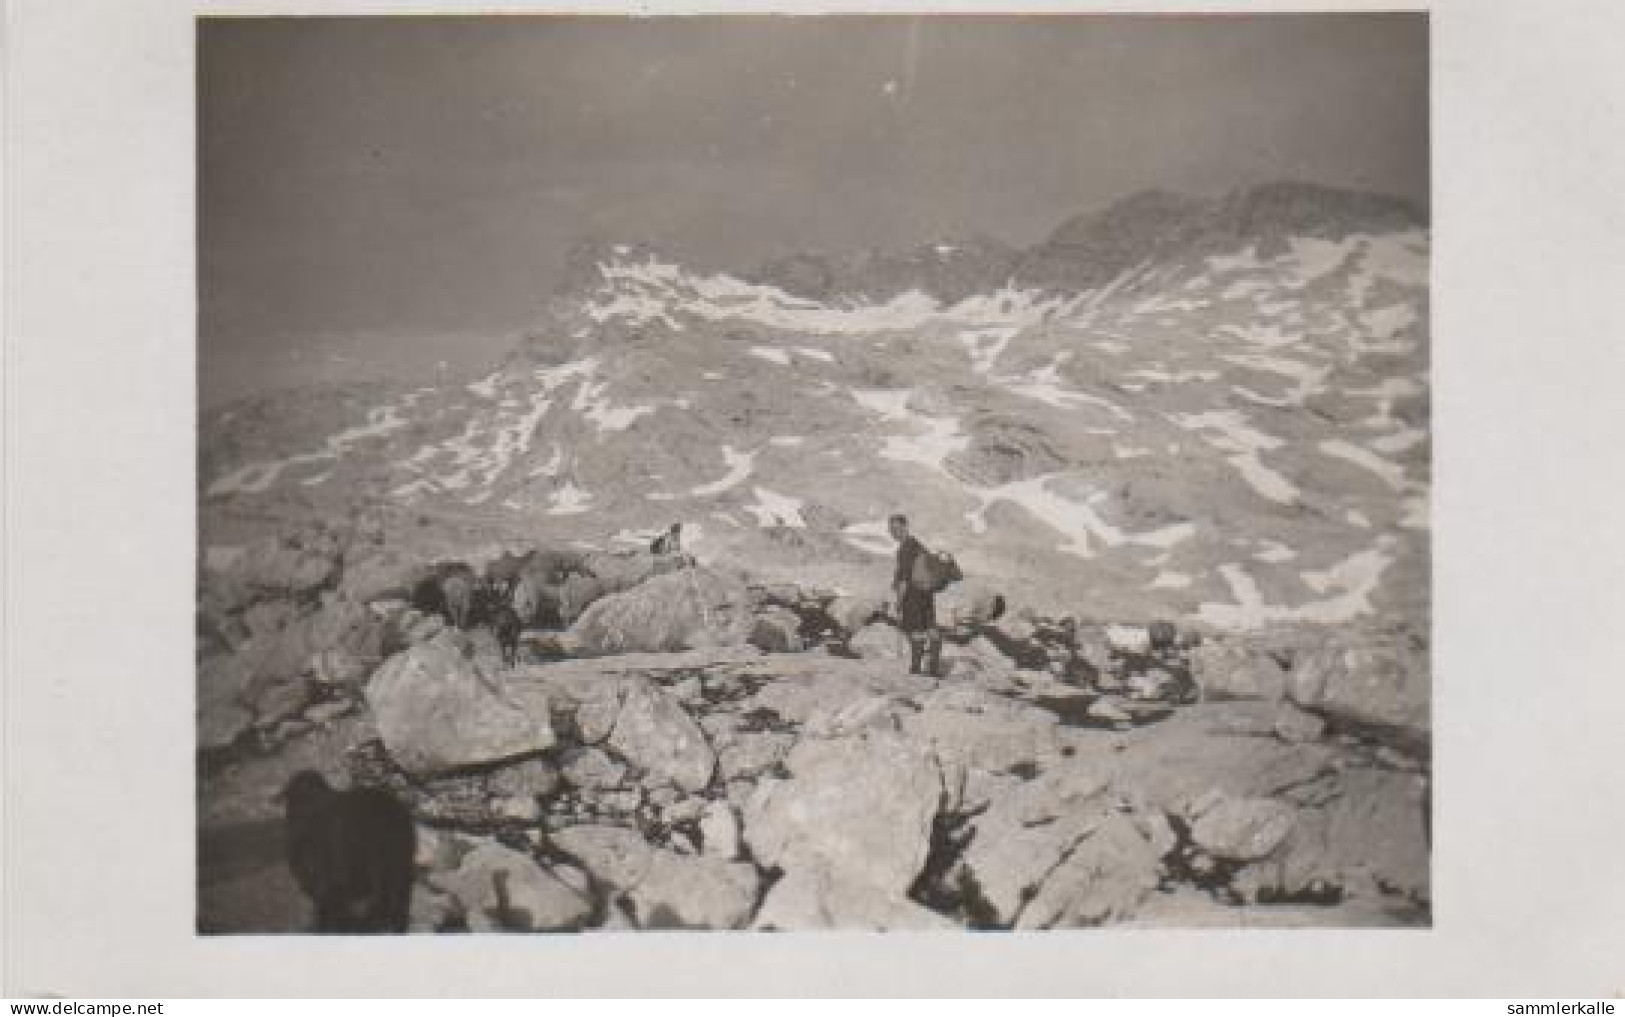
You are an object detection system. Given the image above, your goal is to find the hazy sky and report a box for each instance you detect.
[199,14,1427,396]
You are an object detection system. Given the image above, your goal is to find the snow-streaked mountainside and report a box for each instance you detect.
[201,182,1429,629]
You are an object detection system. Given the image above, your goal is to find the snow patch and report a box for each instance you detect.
[1125,367,1221,385]
[206,461,288,496]
[1172,411,1299,503]
[965,474,1195,558]
[1320,439,1409,490]
[1197,546,1393,629]
[1131,293,1209,315]
[958,326,1020,374]
[850,388,914,419]
[691,445,757,496]
[748,346,791,366]
[1362,303,1416,341]
[207,400,412,497]
[1254,539,1297,564]
[1369,427,1427,455]
[1207,246,1264,275]
[996,354,1131,419]
[1219,353,1332,406]
[1220,322,1299,349]
[586,252,1077,341]
[1282,237,1353,288]
[743,487,806,528]
[849,388,970,472]
[390,478,437,501]
[572,377,656,433]
[842,520,895,557]
[547,482,594,516]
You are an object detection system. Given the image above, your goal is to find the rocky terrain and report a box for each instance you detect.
[197,181,1430,931]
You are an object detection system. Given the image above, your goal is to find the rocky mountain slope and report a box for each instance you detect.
[197,181,1431,932]
[202,180,1429,628]
[198,528,1429,932]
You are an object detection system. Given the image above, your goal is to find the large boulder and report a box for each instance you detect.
[848,622,911,662]
[1056,702,1429,908]
[305,594,387,684]
[548,551,677,625]
[433,839,592,932]
[739,656,932,728]
[1234,767,1430,906]
[557,573,613,627]
[568,567,754,656]
[968,635,1019,674]
[1058,702,1336,816]
[1189,635,1291,701]
[234,534,339,600]
[1288,627,1429,746]
[699,801,742,859]
[743,727,944,906]
[386,608,446,652]
[1013,810,1162,928]
[484,757,562,801]
[957,762,1114,926]
[752,868,955,931]
[901,686,1064,775]
[1272,701,1328,744]
[605,679,716,793]
[1187,793,1297,862]
[827,595,885,636]
[365,634,554,774]
[625,850,761,930]
[717,731,796,782]
[581,550,676,589]
[939,636,1018,684]
[551,823,655,891]
[937,581,1007,628]
[560,746,628,791]
[977,623,1053,670]
[748,607,804,653]
[336,549,420,605]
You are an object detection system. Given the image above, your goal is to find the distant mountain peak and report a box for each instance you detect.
[1216,180,1426,240]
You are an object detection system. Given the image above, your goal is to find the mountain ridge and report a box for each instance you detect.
[201,178,1430,632]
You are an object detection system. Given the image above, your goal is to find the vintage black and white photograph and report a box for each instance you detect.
[195,13,1431,934]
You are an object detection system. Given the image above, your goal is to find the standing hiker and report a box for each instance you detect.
[889,513,942,676]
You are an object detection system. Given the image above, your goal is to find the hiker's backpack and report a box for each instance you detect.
[911,545,963,593]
